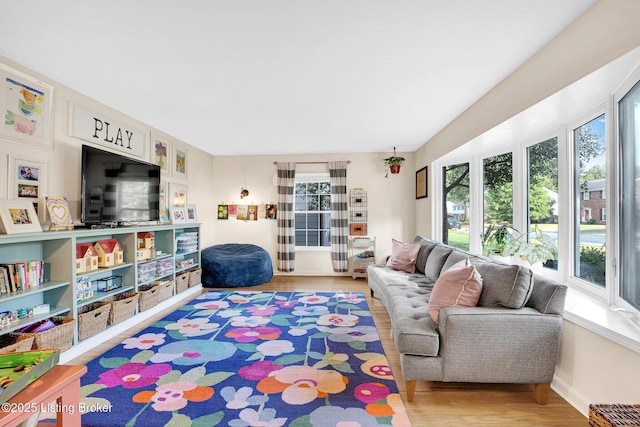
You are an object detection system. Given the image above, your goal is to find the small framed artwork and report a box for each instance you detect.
[416,166,428,199]
[228,204,238,216]
[218,204,229,220]
[185,204,197,222]
[170,207,187,224]
[0,65,54,148]
[0,200,43,234]
[173,141,187,180]
[45,196,73,231]
[150,132,171,177]
[9,156,47,222]
[265,203,277,220]
[169,182,187,207]
[159,203,170,223]
[236,205,248,221]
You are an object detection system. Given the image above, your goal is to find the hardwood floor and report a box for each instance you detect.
[69,275,587,426]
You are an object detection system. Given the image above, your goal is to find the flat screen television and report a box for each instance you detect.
[81,145,161,226]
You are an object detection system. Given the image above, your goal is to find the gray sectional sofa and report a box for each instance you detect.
[367,235,567,404]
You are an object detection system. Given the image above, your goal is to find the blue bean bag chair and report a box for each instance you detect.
[201,243,273,287]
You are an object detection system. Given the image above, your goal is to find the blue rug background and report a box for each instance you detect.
[79,291,411,426]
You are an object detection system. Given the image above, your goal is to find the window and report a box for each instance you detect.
[527,137,559,270]
[483,152,513,251]
[619,79,640,311]
[583,191,590,200]
[295,174,331,248]
[442,162,470,250]
[573,114,606,287]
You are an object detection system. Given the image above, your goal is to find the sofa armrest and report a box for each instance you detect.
[437,306,563,383]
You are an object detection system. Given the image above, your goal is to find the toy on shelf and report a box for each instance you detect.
[76,243,99,274]
[136,232,155,261]
[94,239,124,268]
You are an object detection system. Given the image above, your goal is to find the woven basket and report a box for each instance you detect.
[77,302,111,341]
[0,333,35,353]
[156,280,174,302]
[138,284,159,312]
[17,317,75,352]
[176,272,189,294]
[107,292,139,325]
[188,268,202,287]
[589,404,640,426]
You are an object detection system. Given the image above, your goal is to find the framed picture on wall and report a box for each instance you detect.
[416,166,428,199]
[150,132,171,177]
[173,141,187,180]
[9,156,48,222]
[168,182,187,207]
[0,65,54,149]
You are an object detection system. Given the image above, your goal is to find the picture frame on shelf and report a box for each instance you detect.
[170,207,187,224]
[159,203,170,223]
[150,132,171,177]
[416,166,428,199]
[0,64,54,149]
[0,199,43,234]
[45,196,73,231]
[184,204,197,222]
[173,141,187,180]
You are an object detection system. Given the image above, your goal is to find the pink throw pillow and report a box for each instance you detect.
[427,258,483,322]
[386,239,421,273]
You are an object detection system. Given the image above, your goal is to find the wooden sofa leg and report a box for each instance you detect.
[534,383,551,405]
[406,380,416,402]
[370,289,374,297]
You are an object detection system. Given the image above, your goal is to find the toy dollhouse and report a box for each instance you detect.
[136,232,155,261]
[76,242,99,274]
[94,238,124,268]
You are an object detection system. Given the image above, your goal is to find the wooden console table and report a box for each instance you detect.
[0,364,87,427]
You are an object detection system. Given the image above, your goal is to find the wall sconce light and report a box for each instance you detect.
[240,187,249,199]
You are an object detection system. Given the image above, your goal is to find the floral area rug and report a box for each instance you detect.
[79,291,412,426]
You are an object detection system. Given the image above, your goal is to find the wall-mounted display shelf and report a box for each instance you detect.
[0,224,202,361]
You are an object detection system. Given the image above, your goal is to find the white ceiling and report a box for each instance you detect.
[0,1,597,156]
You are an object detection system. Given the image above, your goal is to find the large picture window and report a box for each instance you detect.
[442,162,469,250]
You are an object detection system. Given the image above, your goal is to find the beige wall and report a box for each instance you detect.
[211,152,416,275]
[0,55,215,243]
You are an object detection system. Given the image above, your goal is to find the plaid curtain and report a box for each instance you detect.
[276,162,296,272]
[329,161,349,272]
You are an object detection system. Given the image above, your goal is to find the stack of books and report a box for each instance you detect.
[0,260,45,294]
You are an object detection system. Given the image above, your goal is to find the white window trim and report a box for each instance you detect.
[294,172,331,250]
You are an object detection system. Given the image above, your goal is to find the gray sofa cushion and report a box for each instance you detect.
[413,236,439,275]
[424,245,452,282]
[475,261,534,309]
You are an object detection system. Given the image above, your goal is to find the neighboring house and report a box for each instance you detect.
[446,201,466,221]
[580,179,606,223]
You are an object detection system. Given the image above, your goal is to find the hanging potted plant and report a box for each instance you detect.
[384,147,405,178]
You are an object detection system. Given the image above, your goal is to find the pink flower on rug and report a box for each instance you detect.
[194,300,230,310]
[164,318,219,337]
[256,366,348,405]
[298,295,330,305]
[226,326,281,342]
[132,381,213,411]
[316,313,359,327]
[230,315,270,328]
[96,362,172,389]
[275,300,299,309]
[122,333,166,350]
[336,293,365,304]
[238,361,284,381]
[354,382,390,404]
[228,295,250,304]
[256,340,295,357]
[246,305,279,316]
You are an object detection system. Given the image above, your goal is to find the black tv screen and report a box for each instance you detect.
[81,145,161,226]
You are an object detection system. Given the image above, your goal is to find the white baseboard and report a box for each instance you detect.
[552,375,590,417]
[61,285,202,364]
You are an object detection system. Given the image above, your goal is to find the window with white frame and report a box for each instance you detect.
[573,114,606,287]
[618,79,640,311]
[294,173,331,248]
